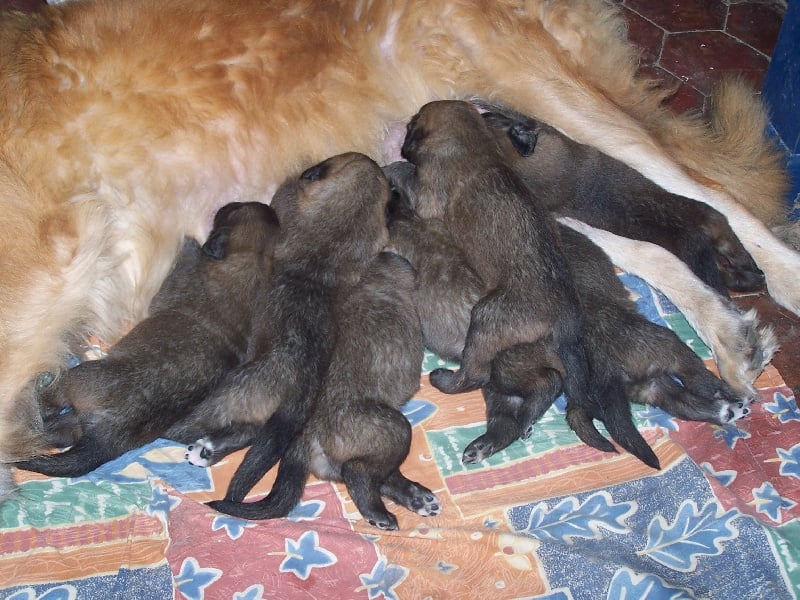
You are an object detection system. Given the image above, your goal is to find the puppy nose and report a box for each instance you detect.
[300,163,327,182]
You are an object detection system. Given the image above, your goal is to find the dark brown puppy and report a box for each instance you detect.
[17,202,280,477]
[399,100,608,461]
[384,162,483,362]
[387,163,748,468]
[480,108,764,297]
[556,225,749,429]
[385,174,653,466]
[209,252,441,529]
[192,153,391,507]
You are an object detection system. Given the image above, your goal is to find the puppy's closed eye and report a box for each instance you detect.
[300,163,327,182]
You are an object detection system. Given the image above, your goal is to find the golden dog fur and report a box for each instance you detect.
[0,0,796,499]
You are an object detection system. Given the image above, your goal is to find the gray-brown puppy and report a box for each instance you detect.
[399,100,600,456]
[18,202,280,477]
[188,153,391,504]
[479,107,764,297]
[384,161,483,362]
[385,173,652,466]
[209,252,441,529]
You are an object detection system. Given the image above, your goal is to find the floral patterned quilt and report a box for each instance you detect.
[2,272,799,600]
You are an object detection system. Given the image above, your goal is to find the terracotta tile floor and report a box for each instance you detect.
[2,0,798,395]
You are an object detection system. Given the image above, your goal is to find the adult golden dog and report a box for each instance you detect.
[0,0,796,499]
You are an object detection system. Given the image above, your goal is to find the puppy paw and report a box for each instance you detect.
[462,439,495,464]
[415,492,442,517]
[185,438,215,467]
[719,400,751,424]
[429,368,457,392]
[367,513,399,531]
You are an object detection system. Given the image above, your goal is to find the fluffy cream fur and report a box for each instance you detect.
[0,0,795,499]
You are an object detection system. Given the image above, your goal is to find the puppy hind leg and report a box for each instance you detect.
[565,403,616,454]
[597,379,660,469]
[380,471,441,518]
[463,387,528,464]
[181,422,262,468]
[341,459,399,531]
[430,292,508,394]
[631,373,748,426]
[221,413,300,504]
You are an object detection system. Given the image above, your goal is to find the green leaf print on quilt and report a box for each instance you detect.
[662,312,712,360]
[426,405,584,476]
[763,519,800,593]
[0,478,154,528]
[421,349,459,375]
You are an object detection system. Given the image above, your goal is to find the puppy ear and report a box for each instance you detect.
[401,118,423,161]
[202,228,229,260]
[508,123,538,157]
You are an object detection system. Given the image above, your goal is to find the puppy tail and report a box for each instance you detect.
[600,383,661,470]
[565,403,616,454]
[208,437,309,520]
[216,410,301,505]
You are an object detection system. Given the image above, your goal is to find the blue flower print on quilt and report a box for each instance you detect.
[765,392,800,423]
[174,557,222,600]
[607,569,694,600]
[275,530,337,580]
[507,457,792,600]
[357,558,409,600]
[520,491,635,544]
[752,481,797,523]
[639,499,738,571]
[777,442,800,479]
[233,584,266,600]
[211,514,256,541]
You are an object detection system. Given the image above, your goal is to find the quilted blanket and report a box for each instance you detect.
[2,272,799,599]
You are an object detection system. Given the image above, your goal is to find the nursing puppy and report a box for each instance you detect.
[480,108,764,297]
[209,253,442,530]
[386,170,655,466]
[182,152,390,478]
[384,162,481,362]
[482,108,777,395]
[17,202,280,477]
[2,0,797,501]
[387,174,746,467]
[400,100,627,463]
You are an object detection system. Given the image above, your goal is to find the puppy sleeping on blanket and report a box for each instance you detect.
[386,102,749,467]
[186,152,391,505]
[208,252,442,530]
[17,202,280,477]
